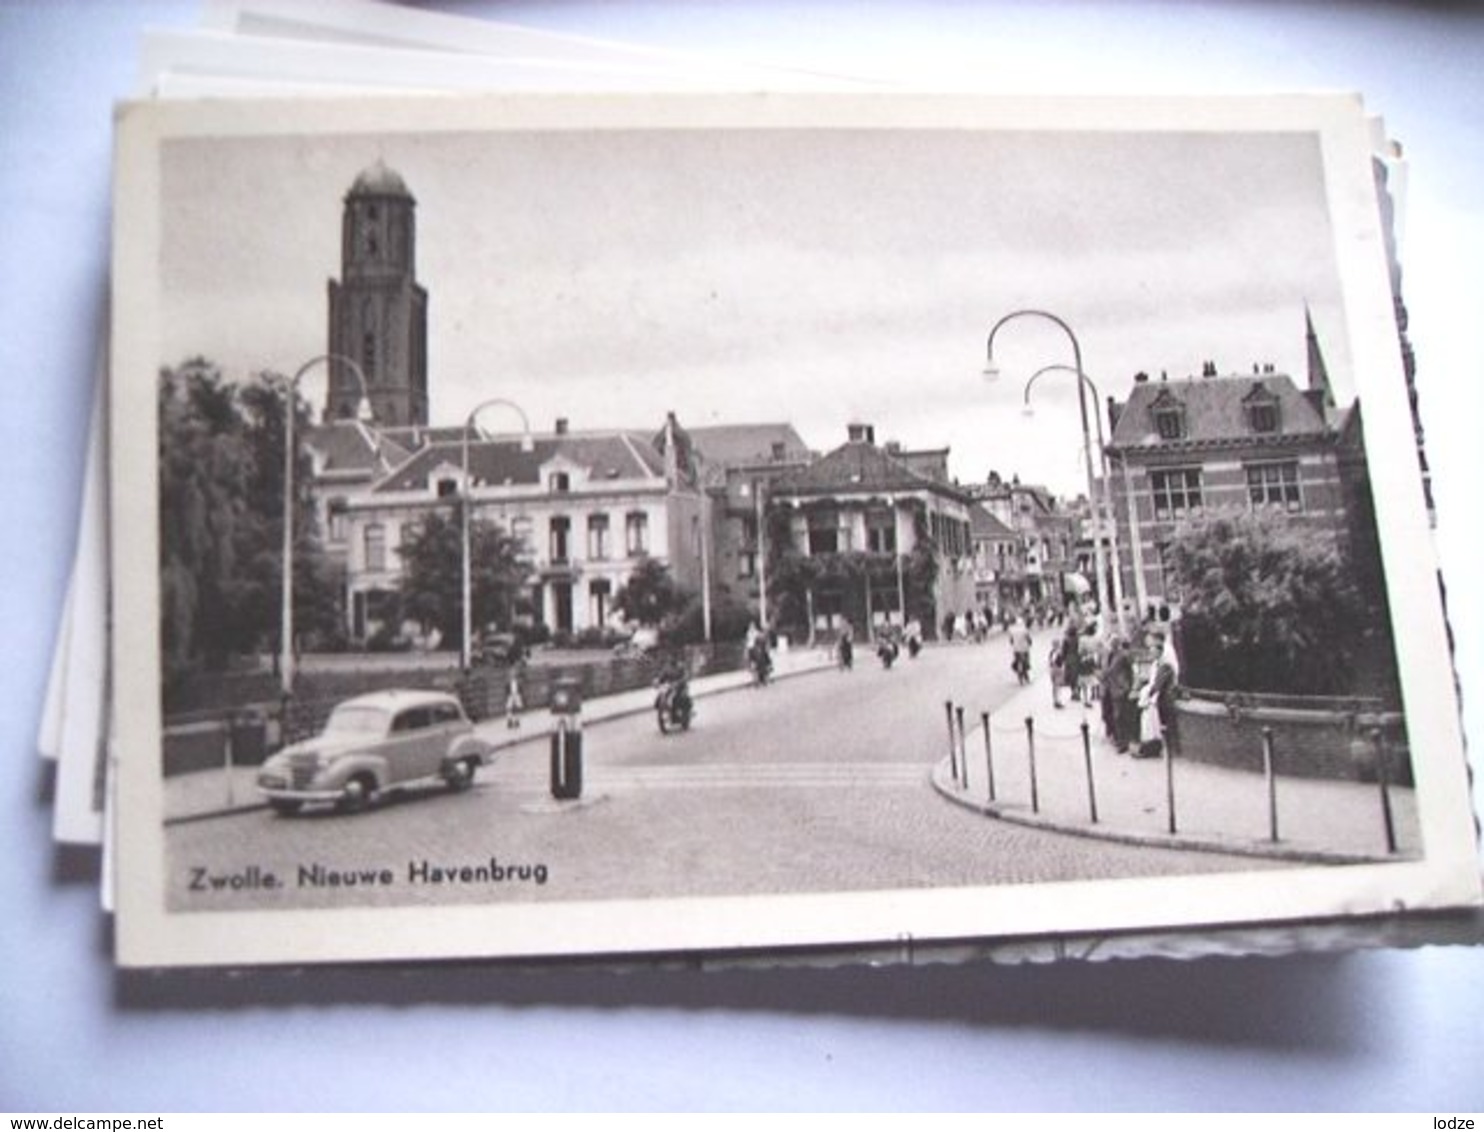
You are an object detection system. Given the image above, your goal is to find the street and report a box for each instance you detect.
[165,637,1279,911]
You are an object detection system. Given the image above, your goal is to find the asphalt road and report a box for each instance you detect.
[165,639,1277,912]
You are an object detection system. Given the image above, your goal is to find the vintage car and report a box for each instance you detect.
[256,689,493,815]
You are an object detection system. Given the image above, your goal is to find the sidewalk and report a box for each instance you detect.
[163,644,838,823]
[931,673,1420,863]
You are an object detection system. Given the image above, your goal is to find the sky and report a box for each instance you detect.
[159,116,1352,498]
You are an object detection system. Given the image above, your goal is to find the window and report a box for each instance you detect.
[549,516,571,563]
[392,707,432,733]
[587,514,610,560]
[327,501,349,543]
[1247,403,1279,433]
[866,510,896,554]
[589,579,612,626]
[625,511,649,556]
[362,331,377,379]
[738,516,758,578]
[1150,468,1203,521]
[549,471,570,493]
[1153,406,1185,440]
[1247,462,1302,512]
[364,523,386,571]
[1244,384,1281,434]
[807,511,840,555]
[436,477,459,499]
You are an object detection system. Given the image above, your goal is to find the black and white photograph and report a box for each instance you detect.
[110,92,1480,967]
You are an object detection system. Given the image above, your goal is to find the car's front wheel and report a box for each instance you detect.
[337,774,377,813]
[444,757,479,792]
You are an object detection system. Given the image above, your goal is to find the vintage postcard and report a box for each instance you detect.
[111,92,1481,968]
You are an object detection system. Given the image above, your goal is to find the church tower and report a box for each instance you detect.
[327,161,429,426]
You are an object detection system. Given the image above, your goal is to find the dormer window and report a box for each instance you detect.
[436,477,459,499]
[1244,383,1281,434]
[1148,389,1187,441]
[549,471,570,493]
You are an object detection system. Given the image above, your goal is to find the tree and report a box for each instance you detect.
[158,359,343,682]
[395,505,530,650]
[1164,508,1367,695]
[614,556,683,626]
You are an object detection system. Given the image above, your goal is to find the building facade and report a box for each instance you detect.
[1104,361,1349,613]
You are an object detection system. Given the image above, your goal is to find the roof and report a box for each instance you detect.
[348,160,412,199]
[1108,373,1334,451]
[688,423,812,468]
[379,424,481,451]
[372,432,663,494]
[303,420,410,477]
[969,505,1017,540]
[770,440,970,503]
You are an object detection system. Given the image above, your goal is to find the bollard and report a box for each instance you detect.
[955,706,968,791]
[1373,727,1398,854]
[549,678,584,800]
[1025,715,1039,814]
[981,711,996,802]
[945,701,959,784]
[223,715,236,809]
[1163,731,1177,835]
[1261,726,1279,842]
[1079,719,1098,824]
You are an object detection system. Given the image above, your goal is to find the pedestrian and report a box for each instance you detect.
[1101,635,1135,752]
[1134,627,1178,757]
[942,612,955,642]
[1052,621,1079,708]
[504,661,525,729]
[837,619,854,671]
[1007,615,1033,685]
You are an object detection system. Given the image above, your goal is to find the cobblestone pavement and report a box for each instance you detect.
[165,640,1281,912]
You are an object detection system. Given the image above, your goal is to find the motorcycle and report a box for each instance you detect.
[1012,651,1031,685]
[655,677,693,733]
[748,640,773,686]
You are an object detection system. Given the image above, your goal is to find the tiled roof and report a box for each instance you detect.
[770,440,968,502]
[303,421,408,476]
[378,424,481,451]
[372,432,662,494]
[969,505,1017,540]
[688,423,812,468]
[1108,373,1333,450]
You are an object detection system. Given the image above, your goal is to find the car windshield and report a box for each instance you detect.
[322,705,391,737]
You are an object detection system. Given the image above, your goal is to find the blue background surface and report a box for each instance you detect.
[1,0,1480,1111]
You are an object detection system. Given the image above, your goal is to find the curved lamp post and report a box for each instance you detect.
[1023,363,1127,631]
[982,310,1112,624]
[460,397,534,671]
[279,353,370,698]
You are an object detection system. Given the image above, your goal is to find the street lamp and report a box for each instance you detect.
[460,398,533,671]
[982,310,1112,624]
[278,353,370,699]
[1022,363,1127,631]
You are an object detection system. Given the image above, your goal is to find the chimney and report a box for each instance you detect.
[1106,395,1122,434]
[884,439,901,454]
[555,418,569,435]
[1133,371,1149,384]
[847,422,875,445]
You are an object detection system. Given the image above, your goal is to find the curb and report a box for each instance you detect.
[929,757,1397,866]
[164,656,837,825]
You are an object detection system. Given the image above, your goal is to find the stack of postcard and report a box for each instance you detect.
[44,0,1482,969]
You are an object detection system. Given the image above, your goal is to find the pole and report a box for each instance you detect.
[1080,718,1098,824]
[1025,715,1039,814]
[700,491,713,642]
[1373,726,1398,854]
[1163,733,1177,835]
[955,705,968,790]
[755,479,768,628]
[279,376,296,698]
[1261,725,1279,842]
[981,711,996,801]
[461,423,473,671]
[945,701,958,782]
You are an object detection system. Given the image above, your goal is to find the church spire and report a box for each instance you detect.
[1305,304,1335,410]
